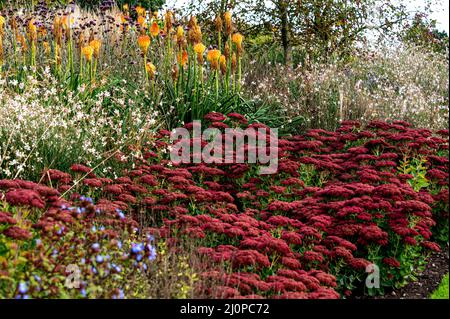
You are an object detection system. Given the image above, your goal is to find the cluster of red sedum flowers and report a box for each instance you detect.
[0,113,448,299]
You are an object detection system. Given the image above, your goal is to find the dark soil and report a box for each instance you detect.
[363,246,449,299]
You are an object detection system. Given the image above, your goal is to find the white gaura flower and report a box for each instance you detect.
[0,73,158,179]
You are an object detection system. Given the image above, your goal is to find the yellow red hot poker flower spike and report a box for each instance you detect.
[232,33,244,57]
[82,45,94,82]
[137,15,146,32]
[232,33,244,93]
[136,5,146,17]
[89,39,102,78]
[138,35,151,85]
[150,22,160,38]
[90,39,102,59]
[138,35,151,55]
[176,26,185,48]
[224,11,232,36]
[193,43,206,64]
[178,50,188,68]
[27,19,37,66]
[207,49,221,70]
[207,49,221,99]
[82,45,94,62]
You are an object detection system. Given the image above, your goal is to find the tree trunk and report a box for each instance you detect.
[279,0,292,66]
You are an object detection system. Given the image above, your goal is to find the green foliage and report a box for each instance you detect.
[398,155,430,192]
[0,200,203,299]
[116,0,166,11]
[0,203,153,298]
[189,0,424,66]
[402,14,449,55]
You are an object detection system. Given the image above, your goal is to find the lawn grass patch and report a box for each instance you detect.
[430,273,449,299]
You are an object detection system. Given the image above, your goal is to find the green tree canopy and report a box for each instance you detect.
[182,0,439,65]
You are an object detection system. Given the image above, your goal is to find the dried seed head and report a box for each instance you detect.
[215,15,223,32]
[164,11,173,32]
[224,11,232,35]
[220,55,227,75]
[231,52,237,73]
[172,64,179,81]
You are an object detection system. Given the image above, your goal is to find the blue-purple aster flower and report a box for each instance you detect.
[148,245,157,261]
[116,208,125,219]
[131,243,144,254]
[18,282,28,294]
[112,289,125,299]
